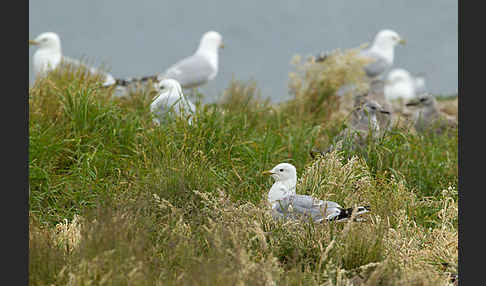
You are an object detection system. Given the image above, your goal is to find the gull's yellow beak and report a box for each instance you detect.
[29,40,39,46]
[219,42,225,49]
[398,38,406,45]
[261,170,274,176]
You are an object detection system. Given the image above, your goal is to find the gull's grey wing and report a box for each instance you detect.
[282,194,341,222]
[358,49,391,78]
[162,54,216,88]
[272,194,370,223]
[61,56,115,85]
[293,194,341,217]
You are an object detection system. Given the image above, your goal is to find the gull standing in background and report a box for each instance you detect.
[384,68,425,101]
[150,79,196,125]
[262,163,370,223]
[317,29,406,79]
[384,68,429,126]
[113,31,224,93]
[311,100,390,158]
[29,32,116,86]
[405,93,457,135]
[355,79,394,131]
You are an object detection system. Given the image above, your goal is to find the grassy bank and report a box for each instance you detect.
[29,54,457,285]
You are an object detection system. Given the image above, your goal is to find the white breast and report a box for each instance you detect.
[33,50,62,77]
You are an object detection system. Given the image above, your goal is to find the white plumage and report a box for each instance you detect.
[262,163,370,222]
[29,32,116,86]
[358,29,406,79]
[150,79,196,125]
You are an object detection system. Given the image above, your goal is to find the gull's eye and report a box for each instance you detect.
[279,169,284,172]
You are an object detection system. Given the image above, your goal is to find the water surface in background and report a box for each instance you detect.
[29,0,457,102]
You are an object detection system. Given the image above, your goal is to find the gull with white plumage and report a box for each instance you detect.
[262,163,370,223]
[112,31,224,93]
[29,32,116,86]
[384,68,426,101]
[150,78,196,125]
[317,29,406,79]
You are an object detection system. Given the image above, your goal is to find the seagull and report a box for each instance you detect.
[384,68,425,101]
[405,93,457,135]
[311,100,390,158]
[113,31,224,92]
[29,32,116,86]
[262,163,370,223]
[355,79,394,131]
[317,29,406,79]
[150,78,196,125]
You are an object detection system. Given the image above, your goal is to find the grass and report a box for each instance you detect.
[29,53,457,285]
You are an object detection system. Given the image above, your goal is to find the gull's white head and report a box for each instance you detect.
[262,163,297,184]
[151,78,184,112]
[197,31,224,54]
[372,29,405,49]
[369,29,405,63]
[384,68,416,100]
[155,78,183,97]
[29,32,61,51]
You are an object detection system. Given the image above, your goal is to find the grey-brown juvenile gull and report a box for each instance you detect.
[310,100,390,158]
[405,93,457,135]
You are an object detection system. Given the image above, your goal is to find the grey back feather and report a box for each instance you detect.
[162,54,216,88]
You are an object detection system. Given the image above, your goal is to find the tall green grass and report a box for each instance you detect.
[29,56,457,285]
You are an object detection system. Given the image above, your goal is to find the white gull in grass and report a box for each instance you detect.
[150,79,196,125]
[262,163,370,223]
[29,32,116,86]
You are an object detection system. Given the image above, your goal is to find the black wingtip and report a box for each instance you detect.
[315,54,328,63]
[329,206,371,221]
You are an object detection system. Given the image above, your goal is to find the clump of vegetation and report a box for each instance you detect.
[286,47,371,123]
[29,51,457,285]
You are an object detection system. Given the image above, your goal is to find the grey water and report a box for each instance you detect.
[29,0,458,102]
